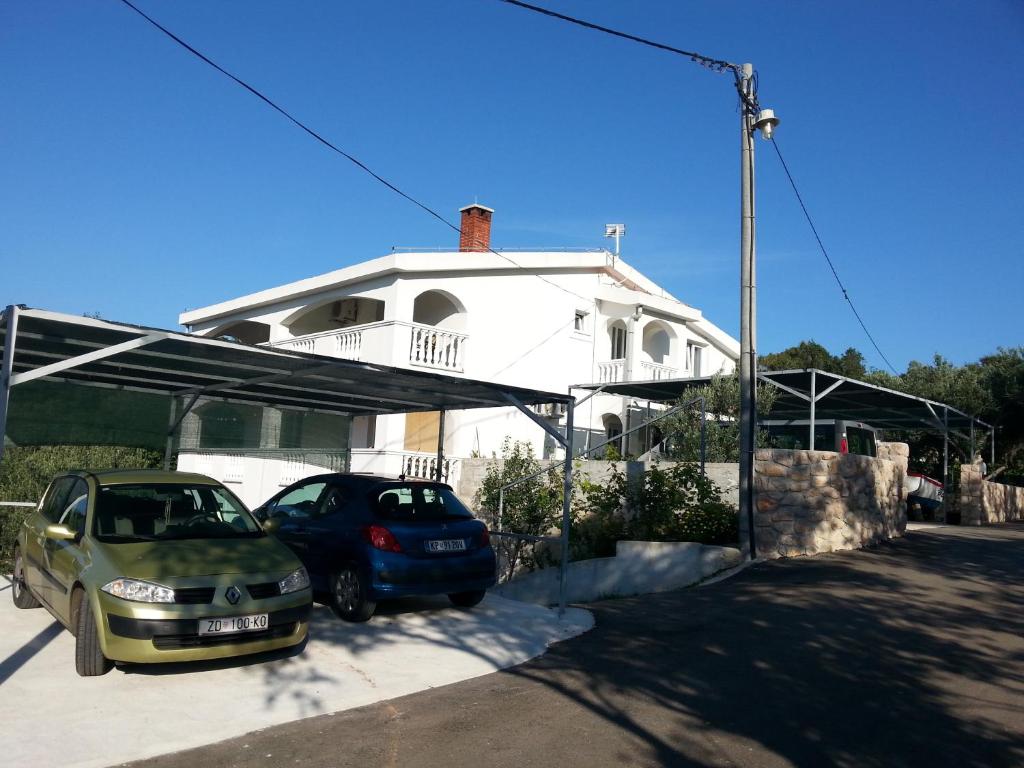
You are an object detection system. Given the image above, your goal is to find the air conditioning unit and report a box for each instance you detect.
[531,403,568,418]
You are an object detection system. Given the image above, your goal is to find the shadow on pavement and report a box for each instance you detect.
[505,524,1024,767]
[0,619,64,685]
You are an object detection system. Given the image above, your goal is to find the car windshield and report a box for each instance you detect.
[373,485,474,522]
[94,483,262,542]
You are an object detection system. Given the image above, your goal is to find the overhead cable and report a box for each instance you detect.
[117,0,595,306]
[769,138,899,374]
[496,0,738,73]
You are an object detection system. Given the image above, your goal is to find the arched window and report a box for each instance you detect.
[642,322,672,365]
[608,321,627,360]
[602,413,624,455]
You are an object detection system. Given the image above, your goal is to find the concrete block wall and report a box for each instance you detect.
[752,443,909,559]
[960,465,1024,525]
[456,458,739,512]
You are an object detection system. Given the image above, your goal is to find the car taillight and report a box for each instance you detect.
[840,437,849,454]
[480,527,490,547]
[363,524,402,553]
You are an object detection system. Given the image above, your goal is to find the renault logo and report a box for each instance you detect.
[225,586,241,605]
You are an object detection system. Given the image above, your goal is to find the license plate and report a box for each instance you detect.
[426,539,466,553]
[198,614,269,636]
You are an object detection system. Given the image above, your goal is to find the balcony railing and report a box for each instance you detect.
[265,321,467,373]
[639,361,678,380]
[597,360,625,383]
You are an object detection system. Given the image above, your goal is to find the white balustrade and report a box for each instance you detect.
[597,360,625,383]
[266,321,467,373]
[408,325,466,372]
[639,361,678,380]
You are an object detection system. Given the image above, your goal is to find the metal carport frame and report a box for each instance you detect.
[574,367,995,490]
[0,305,579,614]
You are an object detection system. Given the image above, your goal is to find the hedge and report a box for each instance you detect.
[0,445,163,572]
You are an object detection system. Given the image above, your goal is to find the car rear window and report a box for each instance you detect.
[846,427,877,457]
[373,485,474,522]
[766,424,835,451]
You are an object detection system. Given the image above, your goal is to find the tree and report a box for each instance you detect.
[760,340,865,378]
[660,373,777,463]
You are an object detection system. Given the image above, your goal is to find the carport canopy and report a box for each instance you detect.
[0,306,574,465]
[573,368,995,467]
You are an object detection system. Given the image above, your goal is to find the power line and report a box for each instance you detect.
[496,0,738,73]
[768,138,899,374]
[116,0,596,307]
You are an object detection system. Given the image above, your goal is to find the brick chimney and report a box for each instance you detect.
[459,204,493,252]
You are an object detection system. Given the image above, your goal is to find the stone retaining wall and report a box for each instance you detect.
[960,466,1024,525]
[752,443,909,558]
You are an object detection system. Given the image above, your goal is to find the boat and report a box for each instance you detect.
[906,472,944,513]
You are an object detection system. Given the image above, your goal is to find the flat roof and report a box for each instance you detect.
[573,368,991,434]
[1,307,572,418]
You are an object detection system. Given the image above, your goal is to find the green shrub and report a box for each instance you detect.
[0,445,162,571]
[573,462,738,560]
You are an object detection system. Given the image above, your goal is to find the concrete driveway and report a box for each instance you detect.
[124,524,1024,768]
[0,584,591,768]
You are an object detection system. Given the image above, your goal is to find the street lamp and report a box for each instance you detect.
[738,63,778,561]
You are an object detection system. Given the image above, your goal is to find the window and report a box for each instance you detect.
[94,483,260,541]
[687,343,703,375]
[573,310,588,333]
[271,481,327,519]
[610,324,627,360]
[319,484,351,518]
[58,479,89,537]
[40,477,77,523]
[374,485,473,521]
[846,427,877,457]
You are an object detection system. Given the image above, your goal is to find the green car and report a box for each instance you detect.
[11,470,312,676]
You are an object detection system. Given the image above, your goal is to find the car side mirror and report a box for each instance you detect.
[262,517,282,534]
[45,523,78,542]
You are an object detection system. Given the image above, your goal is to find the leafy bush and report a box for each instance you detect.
[0,445,163,571]
[475,439,580,581]
[574,462,738,560]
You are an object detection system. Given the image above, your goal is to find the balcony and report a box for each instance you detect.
[597,360,625,383]
[639,361,679,380]
[597,360,679,383]
[266,321,467,373]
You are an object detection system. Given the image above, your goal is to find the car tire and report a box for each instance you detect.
[448,589,486,608]
[330,565,376,622]
[74,589,112,677]
[11,546,41,609]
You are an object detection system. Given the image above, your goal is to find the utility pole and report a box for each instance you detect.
[737,64,779,561]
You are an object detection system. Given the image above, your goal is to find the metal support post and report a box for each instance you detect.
[163,396,179,471]
[991,429,996,468]
[738,63,758,560]
[699,396,706,478]
[942,406,949,490]
[558,400,575,618]
[970,419,975,464]
[0,305,20,468]
[435,409,446,481]
[809,370,817,450]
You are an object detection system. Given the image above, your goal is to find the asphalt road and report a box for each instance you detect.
[128,524,1024,768]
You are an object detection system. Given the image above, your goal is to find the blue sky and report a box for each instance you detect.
[2,1,1021,372]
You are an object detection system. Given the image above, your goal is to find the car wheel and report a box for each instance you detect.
[11,546,41,609]
[74,590,112,677]
[330,565,376,622]
[448,589,486,608]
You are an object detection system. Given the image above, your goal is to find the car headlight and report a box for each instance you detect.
[101,578,175,603]
[278,567,310,595]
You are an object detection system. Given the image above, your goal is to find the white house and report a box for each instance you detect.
[175,205,738,505]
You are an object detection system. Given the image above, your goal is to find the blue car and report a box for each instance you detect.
[254,474,496,622]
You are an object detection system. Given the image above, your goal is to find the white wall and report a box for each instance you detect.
[179,252,737,475]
